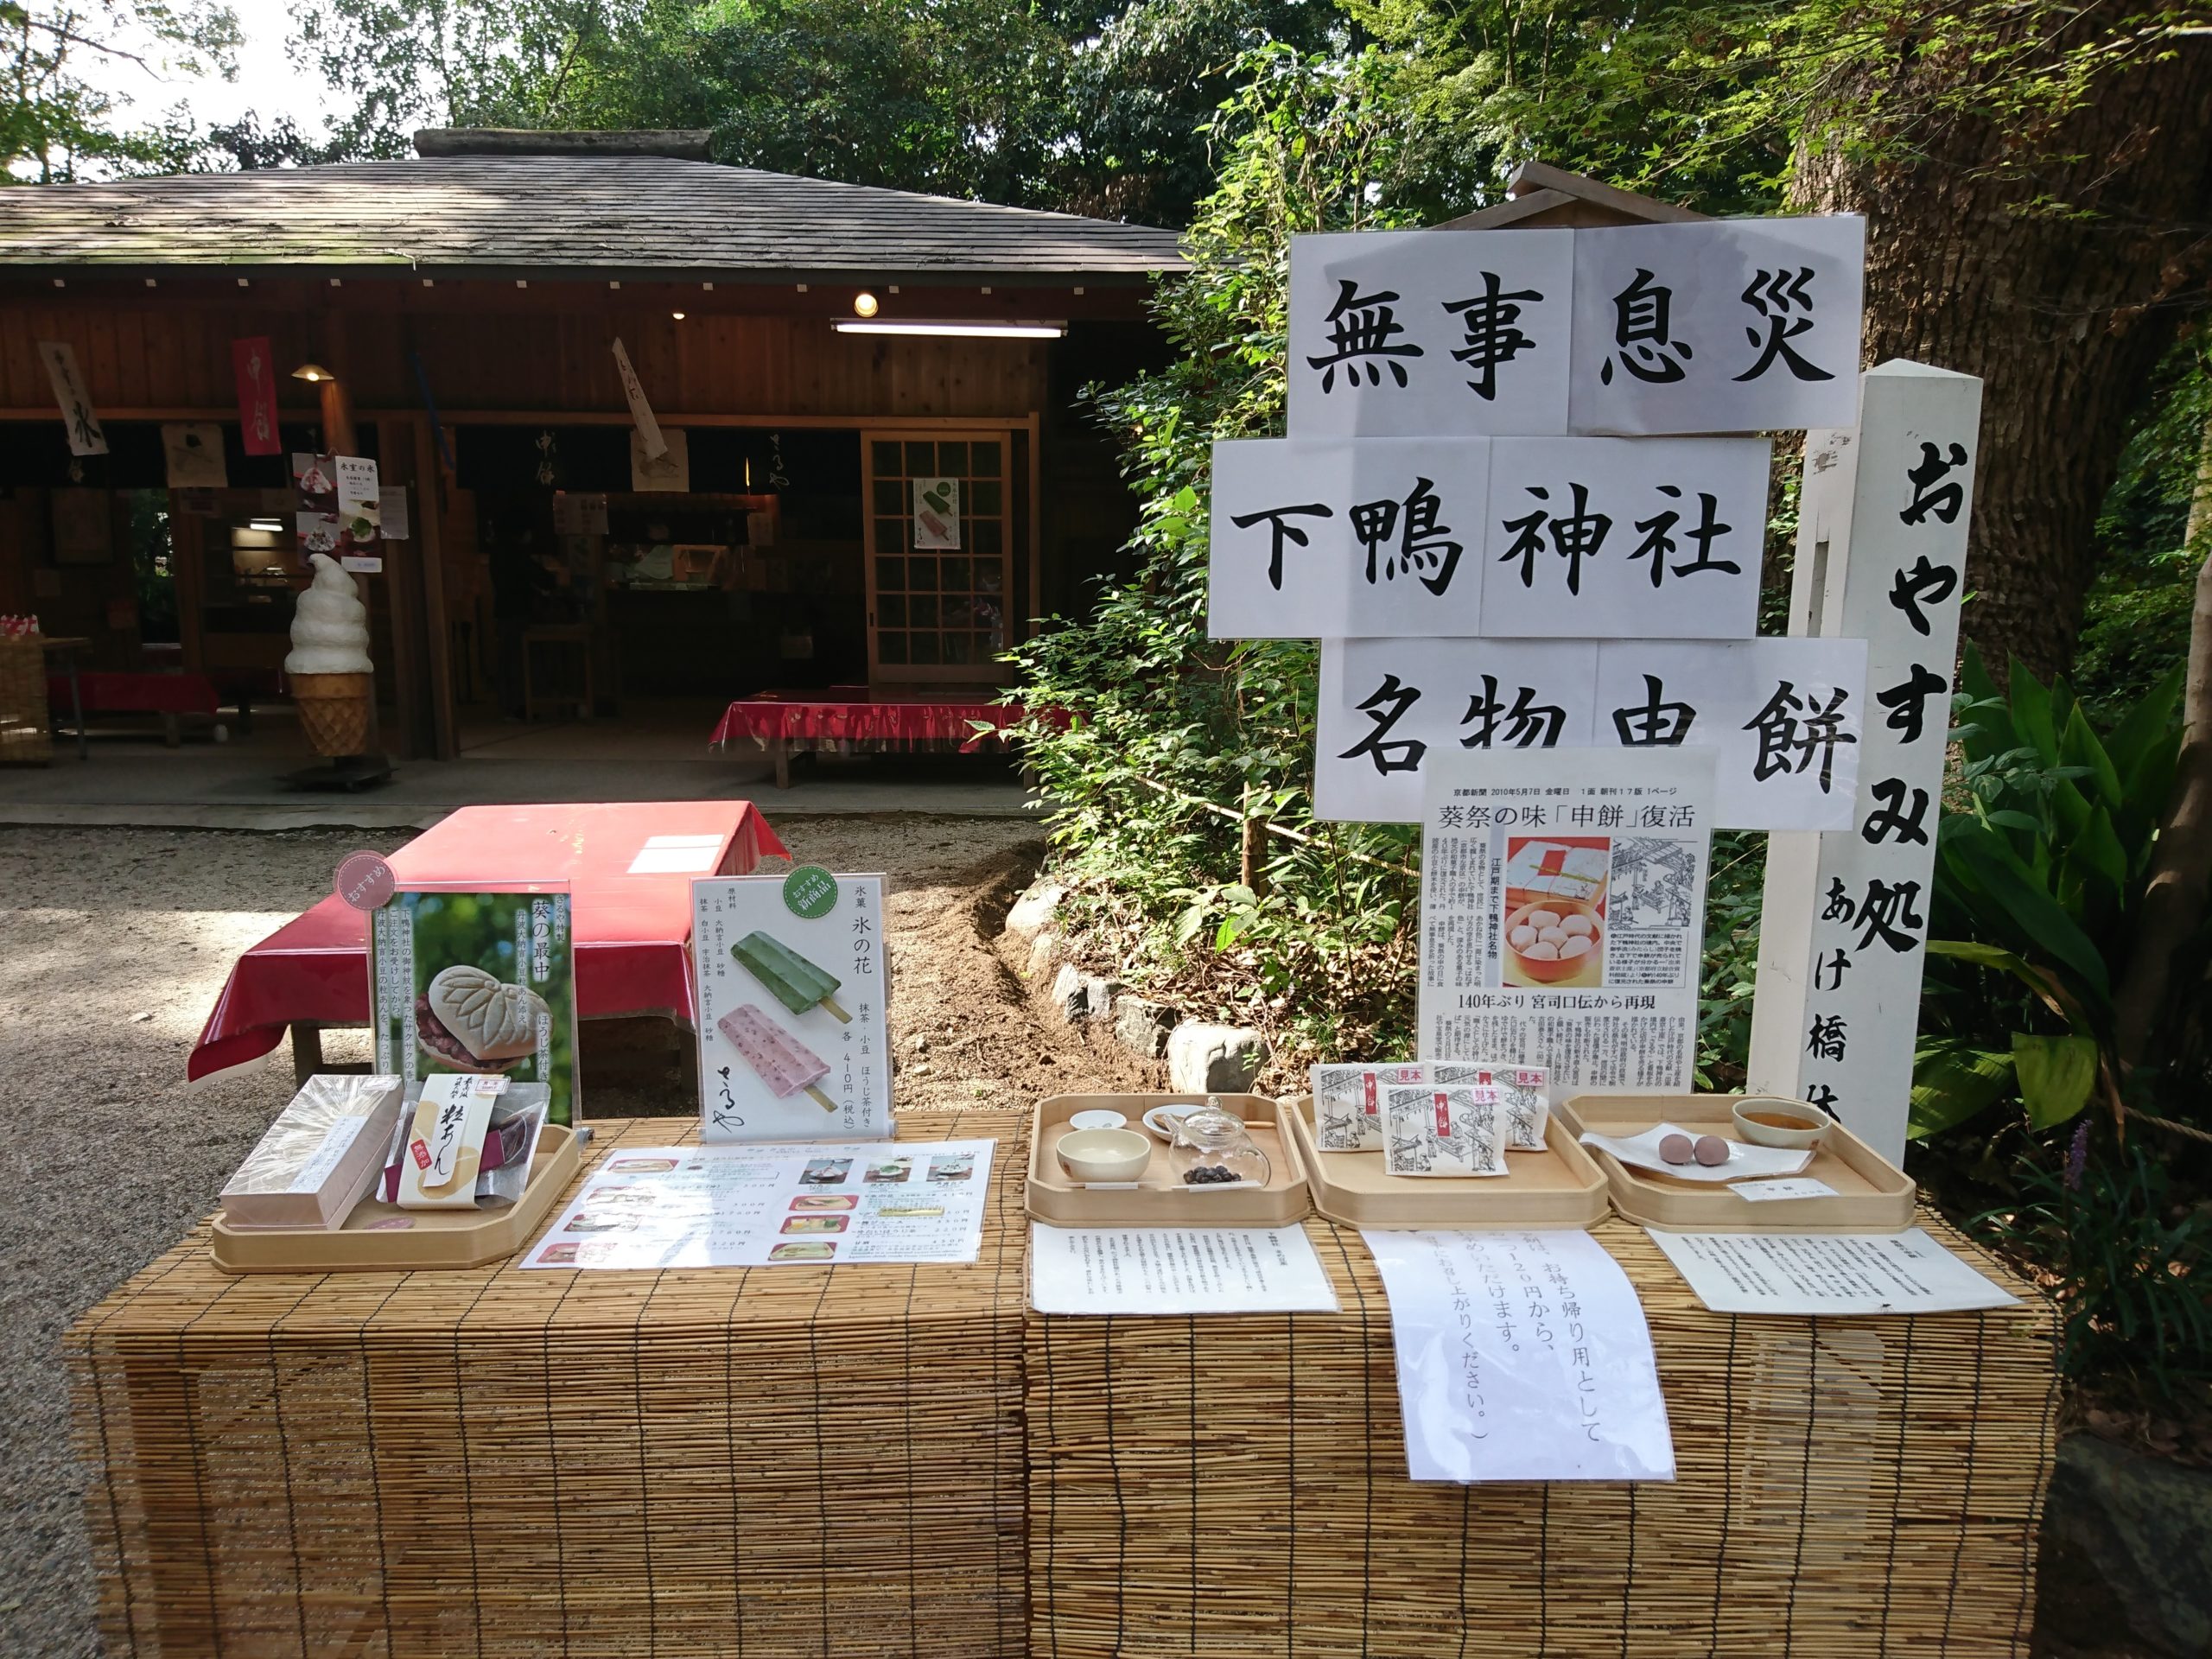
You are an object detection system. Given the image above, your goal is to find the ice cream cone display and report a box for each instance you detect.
[285,553,375,757]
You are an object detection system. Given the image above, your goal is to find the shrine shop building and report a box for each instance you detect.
[0,129,1183,758]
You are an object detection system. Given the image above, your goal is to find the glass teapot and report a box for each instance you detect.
[1167,1097,1271,1188]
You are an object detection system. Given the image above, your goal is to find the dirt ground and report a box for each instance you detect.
[0,814,1154,1659]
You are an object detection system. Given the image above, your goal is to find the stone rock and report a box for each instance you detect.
[1003,880,1066,943]
[1166,1022,1268,1093]
[2043,1433,2212,1657]
[1049,963,1089,1023]
[1084,974,1125,1016]
[1025,930,1057,982]
[1113,997,1176,1059]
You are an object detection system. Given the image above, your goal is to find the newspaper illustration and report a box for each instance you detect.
[1417,747,1715,1092]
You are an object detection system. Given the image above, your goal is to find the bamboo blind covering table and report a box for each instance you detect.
[67,1112,1030,1659]
[1028,1213,2056,1659]
[72,1128,2055,1659]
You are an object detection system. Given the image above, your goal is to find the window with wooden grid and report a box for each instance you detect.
[863,432,1011,683]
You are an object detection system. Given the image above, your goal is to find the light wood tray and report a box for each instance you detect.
[1026,1094,1310,1227]
[1554,1093,1916,1233]
[210,1123,585,1272]
[1281,1094,1609,1230]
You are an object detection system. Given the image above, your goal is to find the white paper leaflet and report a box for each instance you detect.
[1209,435,1768,641]
[522,1140,995,1268]
[1317,635,1866,830]
[1027,1224,1339,1314]
[1283,216,1864,440]
[1647,1227,2018,1316]
[1417,746,1713,1093]
[1363,1230,1675,1483]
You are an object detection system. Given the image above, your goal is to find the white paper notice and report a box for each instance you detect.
[1647,1227,2019,1315]
[1027,1224,1338,1315]
[1478,436,1769,639]
[1568,216,1866,436]
[523,1139,995,1268]
[1287,229,1576,437]
[1315,635,1865,830]
[1416,745,1713,1092]
[1363,1230,1675,1483]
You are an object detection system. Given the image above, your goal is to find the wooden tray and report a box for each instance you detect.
[1554,1093,1916,1233]
[210,1123,585,1272]
[1026,1094,1310,1227]
[1281,1094,1609,1230]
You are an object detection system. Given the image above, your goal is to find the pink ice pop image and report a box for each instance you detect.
[718,1002,836,1112]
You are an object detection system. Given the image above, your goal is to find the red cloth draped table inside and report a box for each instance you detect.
[187,800,789,1082]
[710,693,1053,753]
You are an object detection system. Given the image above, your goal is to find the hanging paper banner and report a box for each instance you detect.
[630,428,689,492]
[1209,435,1766,640]
[1316,635,1867,830]
[334,456,381,540]
[1568,216,1866,436]
[232,336,282,456]
[38,342,106,457]
[378,486,410,540]
[610,336,668,459]
[161,423,228,488]
[1287,228,1576,438]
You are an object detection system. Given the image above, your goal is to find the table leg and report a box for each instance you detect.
[161,712,181,748]
[66,654,86,760]
[291,1023,323,1085]
[771,734,791,789]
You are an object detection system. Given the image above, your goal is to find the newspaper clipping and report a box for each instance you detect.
[1417,747,1715,1091]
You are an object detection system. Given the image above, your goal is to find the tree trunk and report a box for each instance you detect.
[1790,32,2212,681]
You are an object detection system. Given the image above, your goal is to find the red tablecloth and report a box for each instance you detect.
[49,671,219,715]
[188,802,788,1083]
[710,695,1052,752]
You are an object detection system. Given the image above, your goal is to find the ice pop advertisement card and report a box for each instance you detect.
[692,870,891,1142]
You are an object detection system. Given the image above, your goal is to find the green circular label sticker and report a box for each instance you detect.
[783,866,839,919]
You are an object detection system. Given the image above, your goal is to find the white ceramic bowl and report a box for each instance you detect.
[1057,1128,1153,1182]
[1732,1095,1834,1149]
[1067,1109,1128,1132]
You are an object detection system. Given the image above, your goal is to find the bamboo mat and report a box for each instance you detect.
[1026,1212,2057,1659]
[67,1110,1033,1659]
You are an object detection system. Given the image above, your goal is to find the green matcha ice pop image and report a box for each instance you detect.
[732,930,851,1022]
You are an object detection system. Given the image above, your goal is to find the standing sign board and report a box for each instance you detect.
[1746,363,1983,1162]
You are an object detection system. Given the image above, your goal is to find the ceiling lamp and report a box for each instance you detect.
[290,362,336,383]
[852,290,880,318]
[832,320,1065,339]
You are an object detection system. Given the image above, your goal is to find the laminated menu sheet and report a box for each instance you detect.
[1647,1228,2018,1316]
[1363,1229,1675,1483]
[522,1140,995,1268]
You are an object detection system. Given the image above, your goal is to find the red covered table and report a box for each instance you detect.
[48,668,219,751]
[188,801,788,1084]
[710,690,1049,786]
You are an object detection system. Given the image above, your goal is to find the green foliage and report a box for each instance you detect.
[1696,831,1764,1091]
[0,0,238,181]
[1006,48,1428,1062]
[1977,1126,2211,1404]
[2075,334,2208,725]
[282,0,1342,220]
[1910,645,2187,1137]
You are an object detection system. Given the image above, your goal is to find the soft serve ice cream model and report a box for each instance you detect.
[286,552,375,755]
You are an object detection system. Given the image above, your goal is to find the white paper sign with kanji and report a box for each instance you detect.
[1417,745,1715,1092]
[1568,216,1866,435]
[1209,435,1765,640]
[1480,436,1770,639]
[39,341,106,457]
[1287,229,1575,438]
[1316,636,1866,830]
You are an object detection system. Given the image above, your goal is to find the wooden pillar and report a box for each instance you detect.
[374,417,423,759]
[413,415,459,759]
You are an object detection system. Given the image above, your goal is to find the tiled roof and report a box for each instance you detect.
[0,156,1185,283]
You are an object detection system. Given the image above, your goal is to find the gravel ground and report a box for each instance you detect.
[0,814,1078,1657]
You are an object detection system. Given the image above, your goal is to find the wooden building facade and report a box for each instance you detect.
[0,131,1182,757]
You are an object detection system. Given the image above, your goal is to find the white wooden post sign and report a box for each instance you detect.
[1746,362,1983,1163]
